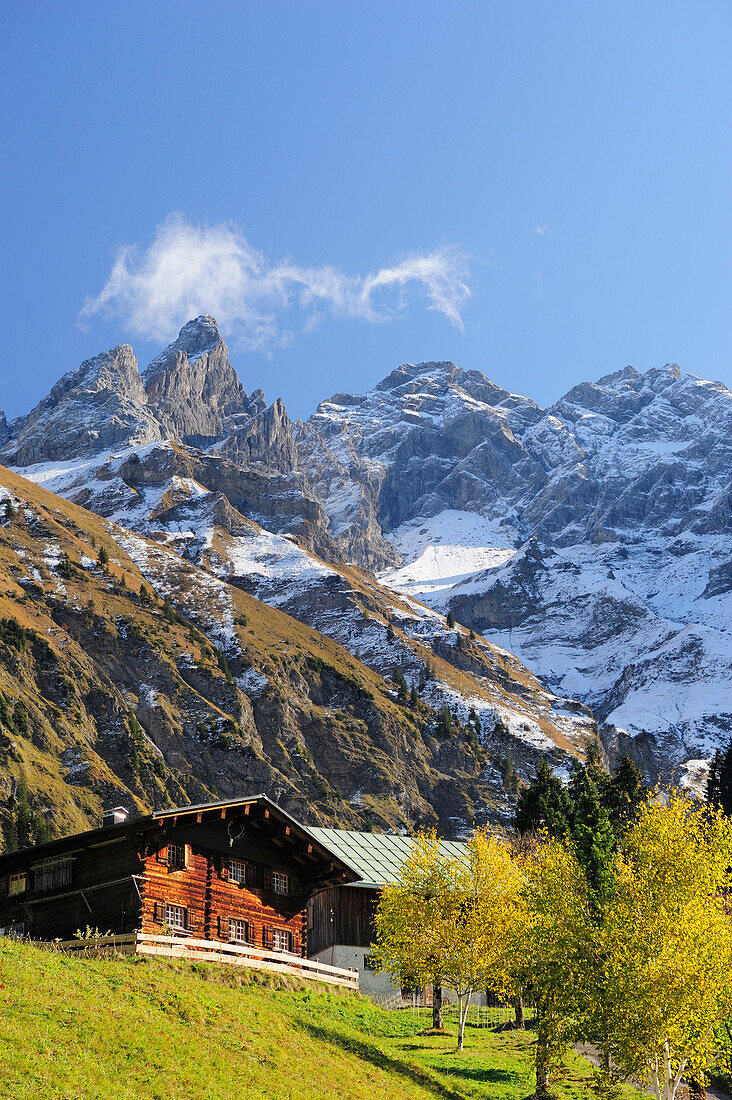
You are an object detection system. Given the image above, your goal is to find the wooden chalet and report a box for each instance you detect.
[0,796,360,984]
[306,828,468,1000]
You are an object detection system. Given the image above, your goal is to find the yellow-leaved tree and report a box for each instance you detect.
[371,831,453,1030]
[522,835,594,1098]
[439,829,525,1050]
[373,829,525,1049]
[594,794,732,1100]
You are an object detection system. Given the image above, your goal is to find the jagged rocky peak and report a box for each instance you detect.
[142,316,265,446]
[2,344,164,466]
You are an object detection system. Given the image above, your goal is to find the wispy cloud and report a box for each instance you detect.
[79,214,470,350]
[534,223,553,237]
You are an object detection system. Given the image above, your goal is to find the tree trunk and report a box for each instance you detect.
[535,1005,552,1099]
[514,993,525,1030]
[432,982,443,1030]
[457,993,471,1051]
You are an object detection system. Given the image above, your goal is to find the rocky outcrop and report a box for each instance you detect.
[2,346,164,465]
[142,316,264,446]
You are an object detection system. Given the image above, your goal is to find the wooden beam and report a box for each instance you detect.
[220,808,227,819]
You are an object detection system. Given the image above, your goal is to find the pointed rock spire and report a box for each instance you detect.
[142,317,263,446]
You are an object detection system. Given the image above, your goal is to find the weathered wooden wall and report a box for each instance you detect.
[0,835,143,942]
[307,885,378,956]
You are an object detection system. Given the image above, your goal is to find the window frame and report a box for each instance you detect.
[228,859,246,885]
[271,928,292,953]
[166,843,186,871]
[271,871,289,896]
[8,872,27,897]
[165,904,187,931]
[228,918,249,944]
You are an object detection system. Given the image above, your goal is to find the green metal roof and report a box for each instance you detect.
[306,828,468,889]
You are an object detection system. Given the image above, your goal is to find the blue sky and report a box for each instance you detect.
[2,1,730,420]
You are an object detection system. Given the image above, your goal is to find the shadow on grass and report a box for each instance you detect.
[293,1017,469,1100]
[433,1064,523,1085]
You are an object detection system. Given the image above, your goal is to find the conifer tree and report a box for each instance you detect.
[606,752,647,836]
[436,704,453,738]
[446,611,455,629]
[514,760,572,838]
[392,670,408,703]
[707,740,732,817]
[570,772,615,911]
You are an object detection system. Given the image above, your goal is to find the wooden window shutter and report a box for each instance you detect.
[156,846,167,864]
[288,931,293,953]
[217,916,221,938]
[153,902,159,923]
[263,867,272,891]
[262,927,270,948]
[219,859,228,880]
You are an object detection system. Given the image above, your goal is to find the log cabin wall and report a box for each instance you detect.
[140,817,311,954]
[0,834,143,942]
[307,885,378,957]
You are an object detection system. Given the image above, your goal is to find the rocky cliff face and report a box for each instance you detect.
[301,360,731,787]
[4,345,164,466]
[142,316,265,446]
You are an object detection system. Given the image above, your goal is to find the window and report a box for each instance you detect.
[167,844,186,870]
[8,873,27,897]
[165,905,187,931]
[33,857,73,892]
[228,859,246,884]
[363,954,376,971]
[228,919,249,943]
[271,871,289,895]
[272,928,291,952]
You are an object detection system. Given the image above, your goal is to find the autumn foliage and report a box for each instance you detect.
[373,793,732,1100]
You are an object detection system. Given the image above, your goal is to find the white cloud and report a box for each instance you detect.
[79,214,470,350]
[534,223,553,237]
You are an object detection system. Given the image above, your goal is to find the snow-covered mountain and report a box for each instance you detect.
[302,360,732,786]
[4,321,730,794]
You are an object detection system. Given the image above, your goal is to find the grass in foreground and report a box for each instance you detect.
[0,940,651,1099]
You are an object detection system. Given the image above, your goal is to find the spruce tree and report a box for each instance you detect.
[514,760,572,838]
[392,670,408,703]
[446,611,455,629]
[606,752,647,836]
[571,772,615,910]
[436,704,453,738]
[708,740,732,816]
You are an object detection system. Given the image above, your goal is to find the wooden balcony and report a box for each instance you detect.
[38,932,359,990]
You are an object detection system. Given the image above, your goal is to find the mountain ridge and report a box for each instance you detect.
[2,321,729,812]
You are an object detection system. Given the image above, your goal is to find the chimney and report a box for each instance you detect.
[102,806,130,828]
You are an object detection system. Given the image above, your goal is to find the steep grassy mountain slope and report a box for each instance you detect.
[0,463,595,844]
[0,940,650,1100]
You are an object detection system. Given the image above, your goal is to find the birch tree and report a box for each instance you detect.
[595,795,732,1100]
[439,830,525,1051]
[372,831,452,1029]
